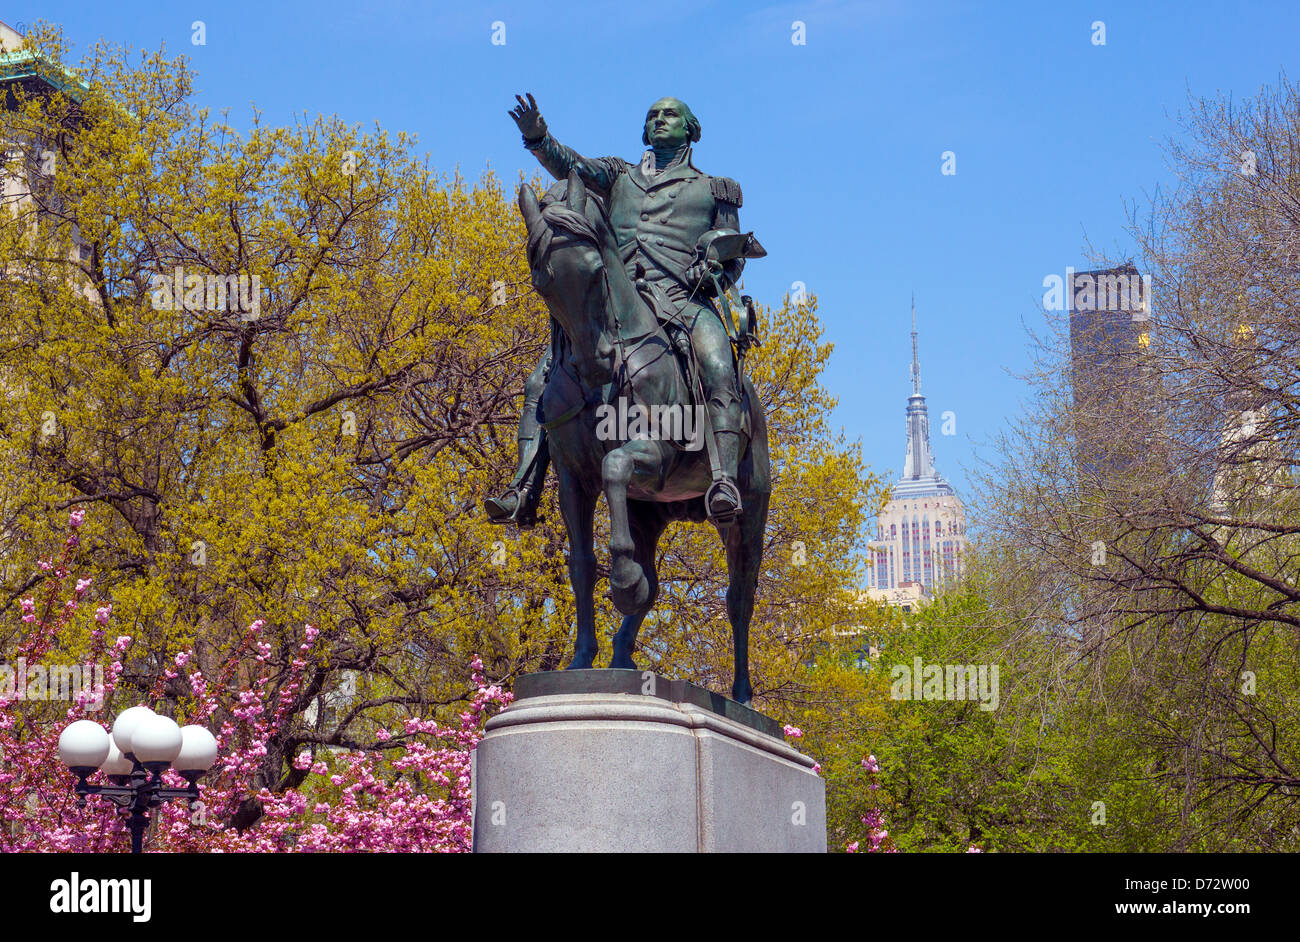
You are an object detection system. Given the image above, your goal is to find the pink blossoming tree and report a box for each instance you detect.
[0,511,510,852]
[846,754,897,853]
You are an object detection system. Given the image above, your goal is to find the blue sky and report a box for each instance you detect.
[13,0,1300,505]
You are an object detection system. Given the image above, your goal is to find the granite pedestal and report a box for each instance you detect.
[471,670,826,853]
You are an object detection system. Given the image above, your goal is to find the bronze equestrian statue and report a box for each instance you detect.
[487,94,770,704]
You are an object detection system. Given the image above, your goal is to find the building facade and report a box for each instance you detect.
[1,21,89,266]
[866,300,966,600]
[1067,262,1158,477]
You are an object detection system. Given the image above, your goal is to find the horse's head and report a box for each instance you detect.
[519,171,616,386]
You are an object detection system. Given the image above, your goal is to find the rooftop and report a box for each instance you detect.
[0,21,87,101]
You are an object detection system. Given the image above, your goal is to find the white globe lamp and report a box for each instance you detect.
[58,720,111,774]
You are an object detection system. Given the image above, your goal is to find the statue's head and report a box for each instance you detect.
[642,97,700,148]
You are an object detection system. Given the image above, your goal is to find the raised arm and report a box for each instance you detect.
[509,93,623,195]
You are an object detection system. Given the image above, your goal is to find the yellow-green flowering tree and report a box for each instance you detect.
[0,25,881,831]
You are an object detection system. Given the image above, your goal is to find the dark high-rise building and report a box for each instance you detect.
[1068,263,1156,476]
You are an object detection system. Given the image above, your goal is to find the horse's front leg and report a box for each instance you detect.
[609,502,668,669]
[556,467,599,669]
[601,442,661,616]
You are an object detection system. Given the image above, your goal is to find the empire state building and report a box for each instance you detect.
[866,301,967,600]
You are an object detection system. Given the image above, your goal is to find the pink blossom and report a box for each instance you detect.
[1,512,510,854]
[853,755,894,853]
[783,725,803,738]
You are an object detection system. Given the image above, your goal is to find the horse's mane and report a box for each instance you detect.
[526,186,608,269]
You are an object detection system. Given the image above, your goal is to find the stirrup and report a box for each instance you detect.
[705,479,743,527]
[484,488,537,529]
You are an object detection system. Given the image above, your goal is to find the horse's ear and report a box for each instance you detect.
[566,170,586,212]
[518,184,541,230]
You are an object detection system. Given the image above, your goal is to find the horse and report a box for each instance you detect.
[517,171,770,705]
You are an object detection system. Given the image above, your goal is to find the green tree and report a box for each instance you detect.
[0,25,881,834]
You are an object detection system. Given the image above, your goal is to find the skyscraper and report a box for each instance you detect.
[866,299,966,600]
[1067,262,1156,477]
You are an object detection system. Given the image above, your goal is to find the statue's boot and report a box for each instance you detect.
[484,431,549,529]
[705,406,744,527]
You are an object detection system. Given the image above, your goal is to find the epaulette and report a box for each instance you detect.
[710,176,743,207]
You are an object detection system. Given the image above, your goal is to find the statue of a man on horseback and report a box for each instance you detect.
[485,93,759,529]
[486,93,771,704]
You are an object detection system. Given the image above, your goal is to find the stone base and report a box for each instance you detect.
[472,671,825,853]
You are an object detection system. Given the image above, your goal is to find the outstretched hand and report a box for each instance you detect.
[509,93,547,141]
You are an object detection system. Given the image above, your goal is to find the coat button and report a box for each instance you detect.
[640,213,649,221]
[668,192,676,199]
[656,237,664,245]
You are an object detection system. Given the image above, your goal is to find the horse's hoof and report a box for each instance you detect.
[610,559,650,615]
[609,653,638,670]
[566,653,596,670]
[610,577,649,615]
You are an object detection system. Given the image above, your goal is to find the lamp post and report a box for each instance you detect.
[57,707,218,854]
